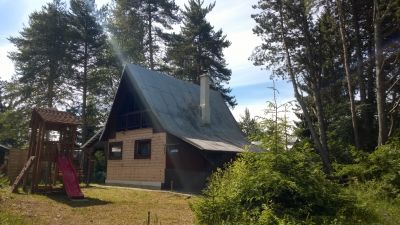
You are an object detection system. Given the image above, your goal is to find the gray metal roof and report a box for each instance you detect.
[103,64,249,152]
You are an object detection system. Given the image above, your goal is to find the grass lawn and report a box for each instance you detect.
[344,182,400,225]
[0,184,194,225]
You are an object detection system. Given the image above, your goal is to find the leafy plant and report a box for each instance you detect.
[0,176,9,188]
[335,137,400,198]
[191,149,365,224]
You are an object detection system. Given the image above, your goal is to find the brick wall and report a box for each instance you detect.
[106,128,167,189]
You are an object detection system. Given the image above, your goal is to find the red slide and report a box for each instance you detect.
[57,156,84,199]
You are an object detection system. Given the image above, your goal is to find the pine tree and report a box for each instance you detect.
[8,0,74,108]
[108,0,180,70]
[238,108,260,140]
[69,0,109,142]
[251,0,332,173]
[0,80,30,147]
[372,0,400,145]
[165,0,236,107]
[108,0,146,65]
[336,0,361,149]
[141,0,180,70]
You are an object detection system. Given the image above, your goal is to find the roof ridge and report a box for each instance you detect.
[127,64,221,95]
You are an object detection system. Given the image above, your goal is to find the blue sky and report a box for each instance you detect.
[0,0,295,120]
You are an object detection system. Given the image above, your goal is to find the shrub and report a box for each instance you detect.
[191,149,363,225]
[365,138,400,197]
[336,137,400,198]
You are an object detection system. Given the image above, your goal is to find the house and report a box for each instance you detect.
[99,64,251,192]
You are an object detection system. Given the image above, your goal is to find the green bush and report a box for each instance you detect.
[191,149,364,225]
[365,138,400,198]
[335,137,400,198]
[91,151,106,183]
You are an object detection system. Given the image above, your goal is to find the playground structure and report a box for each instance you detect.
[11,108,84,199]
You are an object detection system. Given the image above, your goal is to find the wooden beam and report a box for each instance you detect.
[32,122,45,192]
[11,156,36,193]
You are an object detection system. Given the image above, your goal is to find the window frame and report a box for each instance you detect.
[109,141,123,160]
[134,139,151,159]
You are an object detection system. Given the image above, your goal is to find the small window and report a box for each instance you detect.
[109,142,123,160]
[135,139,151,159]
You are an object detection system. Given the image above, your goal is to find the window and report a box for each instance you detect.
[109,142,122,160]
[135,139,151,159]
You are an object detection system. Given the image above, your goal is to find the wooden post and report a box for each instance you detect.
[53,159,58,186]
[86,152,92,187]
[33,123,46,192]
[24,121,37,190]
[27,119,36,159]
[31,122,42,192]
[72,125,77,157]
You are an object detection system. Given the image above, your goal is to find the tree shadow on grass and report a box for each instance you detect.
[46,192,111,208]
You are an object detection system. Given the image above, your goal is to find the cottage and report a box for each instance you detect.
[99,64,250,192]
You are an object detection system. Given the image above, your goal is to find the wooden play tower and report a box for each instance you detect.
[11,108,82,197]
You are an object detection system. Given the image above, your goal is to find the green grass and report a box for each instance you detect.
[344,182,400,225]
[1,177,398,225]
[0,211,30,225]
[0,184,194,225]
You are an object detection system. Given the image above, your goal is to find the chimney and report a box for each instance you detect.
[200,74,210,125]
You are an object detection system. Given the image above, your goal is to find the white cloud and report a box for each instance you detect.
[197,0,264,89]
[0,44,16,80]
[229,66,270,88]
[225,30,261,69]
[230,99,299,124]
[95,0,111,8]
[0,0,53,81]
[15,0,52,28]
[231,102,266,120]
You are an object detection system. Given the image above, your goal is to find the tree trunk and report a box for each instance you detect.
[298,0,330,169]
[388,93,398,137]
[272,80,279,152]
[363,36,377,150]
[289,66,331,174]
[351,0,366,103]
[148,1,154,70]
[82,40,88,143]
[337,0,361,149]
[311,80,330,158]
[47,64,56,108]
[278,1,331,174]
[373,0,388,146]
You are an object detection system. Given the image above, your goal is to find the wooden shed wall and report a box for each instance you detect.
[7,149,28,182]
[106,128,166,189]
